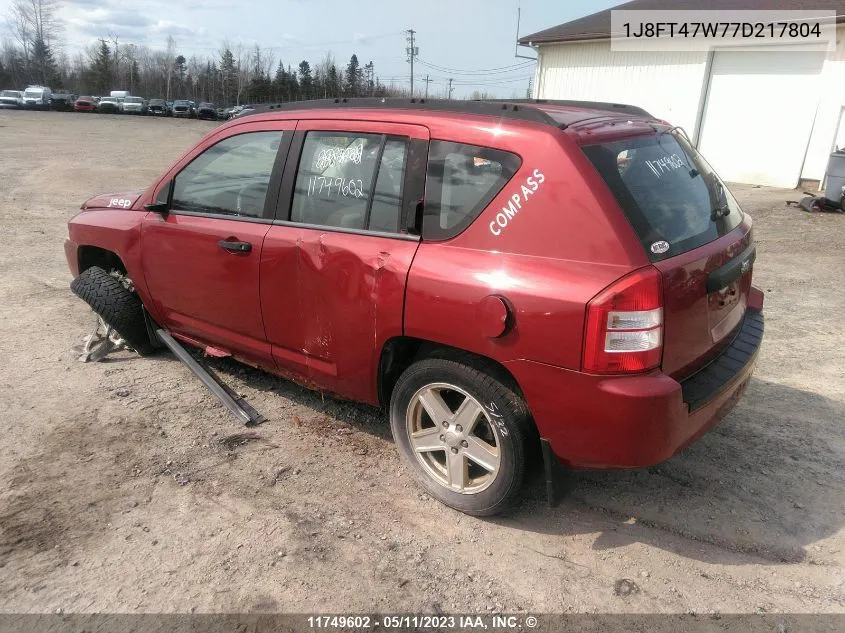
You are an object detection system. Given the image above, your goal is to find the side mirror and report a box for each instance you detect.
[144,202,169,213]
[145,180,172,213]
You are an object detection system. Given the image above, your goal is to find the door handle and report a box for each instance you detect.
[218,240,252,253]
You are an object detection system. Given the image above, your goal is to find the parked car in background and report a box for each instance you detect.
[0,90,24,108]
[232,104,255,119]
[216,106,227,119]
[74,96,97,112]
[172,100,195,118]
[122,96,147,115]
[196,102,217,120]
[148,99,170,116]
[22,85,52,108]
[97,96,121,114]
[49,93,77,111]
[63,98,764,516]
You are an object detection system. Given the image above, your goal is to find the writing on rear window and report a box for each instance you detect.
[315,144,363,170]
[646,154,685,179]
[307,176,366,199]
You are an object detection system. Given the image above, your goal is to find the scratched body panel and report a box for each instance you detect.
[260,225,418,404]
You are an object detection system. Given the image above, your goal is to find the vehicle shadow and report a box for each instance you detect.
[201,354,392,442]
[185,355,844,566]
[500,378,845,565]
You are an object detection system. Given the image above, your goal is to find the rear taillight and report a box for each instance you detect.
[583,266,663,374]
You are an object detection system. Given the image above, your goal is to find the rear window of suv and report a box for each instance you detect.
[582,131,742,260]
[422,141,520,240]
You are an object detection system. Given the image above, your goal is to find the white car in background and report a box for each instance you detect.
[121,96,147,115]
[0,90,24,108]
[22,85,52,108]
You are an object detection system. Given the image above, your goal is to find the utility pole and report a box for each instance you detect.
[405,29,418,97]
[423,74,432,99]
[447,77,454,100]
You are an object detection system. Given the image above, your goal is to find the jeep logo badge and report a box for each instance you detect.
[741,259,751,274]
[650,240,670,254]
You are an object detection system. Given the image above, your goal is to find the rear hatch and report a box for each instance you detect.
[581,129,753,379]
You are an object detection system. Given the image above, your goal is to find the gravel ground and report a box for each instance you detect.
[0,110,843,616]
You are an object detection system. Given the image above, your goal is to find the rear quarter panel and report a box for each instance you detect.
[404,123,647,371]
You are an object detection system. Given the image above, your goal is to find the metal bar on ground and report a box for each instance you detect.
[155,328,265,426]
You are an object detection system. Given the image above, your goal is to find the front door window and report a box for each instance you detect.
[171,131,283,218]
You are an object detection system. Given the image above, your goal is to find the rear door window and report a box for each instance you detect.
[582,132,742,260]
[422,141,521,240]
[290,131,408,233]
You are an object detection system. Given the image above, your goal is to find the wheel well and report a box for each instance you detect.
[377,337,525,409]
[78,246,126,276]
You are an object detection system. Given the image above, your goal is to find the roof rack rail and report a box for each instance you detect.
[474,98,654,119]
[243,98,561,126]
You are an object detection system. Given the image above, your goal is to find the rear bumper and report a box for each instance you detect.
[506,306,764,469]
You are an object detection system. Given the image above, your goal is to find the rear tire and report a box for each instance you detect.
[70,266,155,355]
[389,357,531,516]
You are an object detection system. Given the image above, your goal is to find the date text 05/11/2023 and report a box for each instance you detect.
[306,614,537,629]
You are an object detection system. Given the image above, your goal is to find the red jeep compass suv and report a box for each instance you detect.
[65,99,764,515]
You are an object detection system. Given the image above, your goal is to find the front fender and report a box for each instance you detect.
[66,209,156,316]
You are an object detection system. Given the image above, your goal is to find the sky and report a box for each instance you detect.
[0,0,621,98]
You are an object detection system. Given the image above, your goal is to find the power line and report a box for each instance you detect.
[416,58,535,75]
[450,75,534,84]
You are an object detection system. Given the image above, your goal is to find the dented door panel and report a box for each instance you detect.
[260,226,419,404]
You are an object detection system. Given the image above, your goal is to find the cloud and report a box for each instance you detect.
[63,0,112,7]
[151,20,201,38]
[85,9,154,29]
[184,0,236,10]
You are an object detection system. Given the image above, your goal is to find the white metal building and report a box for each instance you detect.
[520,0,845,189]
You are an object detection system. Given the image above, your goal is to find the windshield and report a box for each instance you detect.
[174,101,189,106]
[1,91,21,98]
[101,98,117,104]
[25,90,41,97]
[582,131,743,260]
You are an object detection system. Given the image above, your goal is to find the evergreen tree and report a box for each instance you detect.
[130,59,140,93]
[91,39,112,94]
[327,64,341,98]
[286,64,299,101]
[220,49,237,105]
[344,54,361,97]
[273,61,284,99]
[298,60,312,99]
[31,37,58,86]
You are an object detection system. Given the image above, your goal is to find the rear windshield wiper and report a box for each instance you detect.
[711,181,730,220]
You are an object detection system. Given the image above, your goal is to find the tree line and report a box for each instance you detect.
[1,0,401,105]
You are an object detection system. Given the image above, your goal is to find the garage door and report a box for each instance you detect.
[698,49,825,188]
